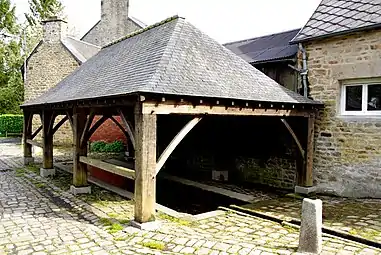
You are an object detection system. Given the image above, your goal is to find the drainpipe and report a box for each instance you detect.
[299,43,308,98]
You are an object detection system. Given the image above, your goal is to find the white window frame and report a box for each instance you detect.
[341,81,381,116]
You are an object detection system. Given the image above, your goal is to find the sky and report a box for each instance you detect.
[11,0,321,43]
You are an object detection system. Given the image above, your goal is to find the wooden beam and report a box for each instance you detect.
[23,111,33,164]
[41,111,55,170]
[66,111,73,129]
[109,116,130,142]
[119,109,135,149]
[134,102,157,224]
[26,139,43,148]
[79,156,135,180]
[305,114,315,187]
[31,125,42,139]
[52,116,68,135]
[156,117,202,174]
[73,108,89,187]
[80,111,95,147]
[143,102,309,117]
[85,115,108,143]
[281,118,305,159]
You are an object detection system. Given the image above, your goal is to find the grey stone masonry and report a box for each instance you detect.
[298,198,323,254]
[82,0,141,47]
[41,17,67,43]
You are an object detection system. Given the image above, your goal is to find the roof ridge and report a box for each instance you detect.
[102,15,182,49]
[223,28,301,46]
[147,18,185,92]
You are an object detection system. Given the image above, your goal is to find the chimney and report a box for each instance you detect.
[42,16,67,43]
[100,0,129,34]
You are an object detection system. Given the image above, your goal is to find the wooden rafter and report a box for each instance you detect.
[156,116,203,174]
[52,116,69,135]
[280,118,305,159]
[119,109,135,149]
[31,125,42,139]
[80,111,95,147]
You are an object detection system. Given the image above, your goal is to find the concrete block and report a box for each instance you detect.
[40,168,55,177]
[24,157,34,165]
[298,198,322,254]
[295,185,316,195]
[130,220,160,231]
[70,185,91,195]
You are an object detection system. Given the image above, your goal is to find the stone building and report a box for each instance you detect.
[291,0,381,198]
[24,0,144,145]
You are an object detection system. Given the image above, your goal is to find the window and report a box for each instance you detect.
[341,82,381,115]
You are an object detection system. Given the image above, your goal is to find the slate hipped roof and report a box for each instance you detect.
[292,0,381,43]
[224,29,300,64]
[23,16,320,107]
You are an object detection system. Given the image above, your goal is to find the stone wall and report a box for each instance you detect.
[25,42,79,145]
[158,115,301,190]
[305,29,381,198]
[81,0,141,47]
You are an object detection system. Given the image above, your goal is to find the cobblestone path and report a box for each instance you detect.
[242,197,381,243]
[1,139,381,254]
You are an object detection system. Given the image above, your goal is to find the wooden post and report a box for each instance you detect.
[72,108,89,189]
[41,110,55,171]
[23,111,34,165]
[305,114,315,187]
[134,102,157,224]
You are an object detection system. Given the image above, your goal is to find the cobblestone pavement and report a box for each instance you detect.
[1,139,381,254]
[242,196,381,243]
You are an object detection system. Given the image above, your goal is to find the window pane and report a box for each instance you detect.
[367,84,381,111]
[345,85,362,111]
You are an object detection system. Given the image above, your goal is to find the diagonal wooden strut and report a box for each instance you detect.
[52,116,69,135]
[156,116,203,175]
[80,112,96,147]
[109,116,131,143]
[31,125,42,139]
[118,109,135,149]
[281,118,305,159]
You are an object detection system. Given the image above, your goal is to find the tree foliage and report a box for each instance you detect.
[25,0,64,26]
[0,0,17,34]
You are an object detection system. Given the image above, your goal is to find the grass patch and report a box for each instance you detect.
[99,218,113,226]
[140,241,165,251]
[108,223,124,234]
[114,236,129,241]
[119,219,130,224]
[34,183,45,188]
[282,223,298,233]
[157,213,195,227]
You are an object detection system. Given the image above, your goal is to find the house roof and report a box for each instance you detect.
[22,16,320,108]
[61,37,101,63]
[291,0,381,43]
[224,29,300,64]
[80,16,145,41]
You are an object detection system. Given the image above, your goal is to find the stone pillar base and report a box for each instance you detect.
[40,168,55,178]
[70,185,91,195]
[130,220,160,231]
[24,157,34,166]
[295,186,316,195]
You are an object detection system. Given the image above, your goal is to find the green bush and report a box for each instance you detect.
[0,114,23,136]
[90,140,125,153]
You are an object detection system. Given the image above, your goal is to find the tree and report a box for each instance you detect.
[0,0,18,34]
[25,0,64,26]
[0,0,23,114]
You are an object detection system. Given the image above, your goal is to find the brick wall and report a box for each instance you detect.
[89,116,127,143]
[305,29,381,198]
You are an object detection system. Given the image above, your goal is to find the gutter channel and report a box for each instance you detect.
[219,205,381,250]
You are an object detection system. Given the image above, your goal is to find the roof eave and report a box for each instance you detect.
[290,23,381,44]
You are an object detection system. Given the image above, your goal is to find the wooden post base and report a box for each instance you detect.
[70,185,91,195]
[40,168,55,178]
[24,156,34,166]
